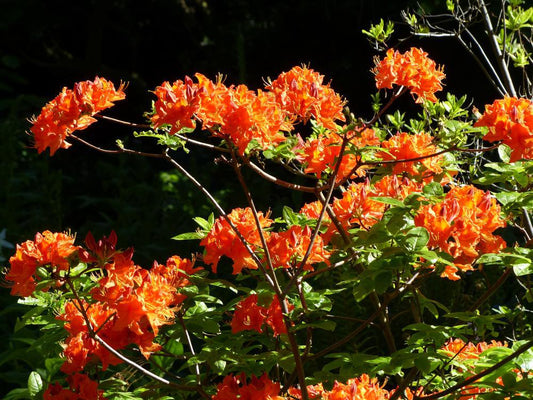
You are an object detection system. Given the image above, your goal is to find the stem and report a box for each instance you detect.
[97,114,151,129]
[163,151,277,288]
[479,0,517,96]
[522,208,533,239]
[228,151,282,293]
[178,314,201,385]
[468,268,512,312]
[244,159,317,193]
[229,151,309,400]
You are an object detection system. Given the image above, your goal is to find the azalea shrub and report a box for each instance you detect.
[4,1,533,399]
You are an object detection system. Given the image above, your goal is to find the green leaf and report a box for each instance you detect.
[399,227,429,252]
[4,388,31,400]
[172,231,206,241]
[370,196,404,207]
[27,371,43,397]
[414,354,432,374]
[422,182,444,197]
[193,216,213,231]
[498,144,511,162]
[278,353,296,373]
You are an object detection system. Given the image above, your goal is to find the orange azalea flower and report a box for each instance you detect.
[231,294,293,337]
[201,207,273,274]
[374,47,445,103]
[441,338,507,361]
[296,128,379,181]
[267,65,346,129]
[372,174,424,199]
[441,338,513,399]
[59,247,194,373]
[290,374,391,400]
[415,185,506,280]
[475,96,533,161]
[287,383,325,399]
[150,76,201,134]
[6,231,79,297]
[327,374,391,400]
[231,294,267,334]
[377,132,445,180]
[218,85,290,155]
[30,77,125,155]
[44,374,106,400]
[314,175,422,244]
[59,301,123,373]
[267,225,330,271]
[151,74,291,155]
[213,373,282,400]
[78,231,118,265]
[265,295,294,337]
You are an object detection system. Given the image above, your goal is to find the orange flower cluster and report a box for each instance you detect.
[201,207,273,274]
[304,175,423,242]
[44,373,106,400]
[374,47,445,103]
[201,207,332,274]
[6,231,80,297]
[231,294,293,336]
[57,248,199,373]
[266,65,346,129]
[212,373,284,400]
[151,66,345,155]
[213,373,419,400]
[30,77,125,155]
[441,337,507,361]
[474,96,533,161]
[415,185,506,280]
[377,132,445,180]
[268,225,330,270]
[296,128,380,181]
[441,338,513,399]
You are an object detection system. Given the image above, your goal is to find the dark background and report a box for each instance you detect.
[0,0,504,392]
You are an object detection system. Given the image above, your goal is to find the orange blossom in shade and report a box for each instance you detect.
[78,231,118,266]
[200,207,273,274]
[474,96,533,161]
[265,295,294,337]
[231,294,294,337]
[6,231,80,297]
[296,127,380,181]
[267,225,330,271]
[266,65,346,129]
[231,294,267,334]
[212,373,283,400]
[376,131,445,180]
[373,47,445,103]
[30,77,125,155]
[44,374,107,400]
[414,185,506,280]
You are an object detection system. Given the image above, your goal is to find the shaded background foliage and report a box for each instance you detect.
[0,0,518,394]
